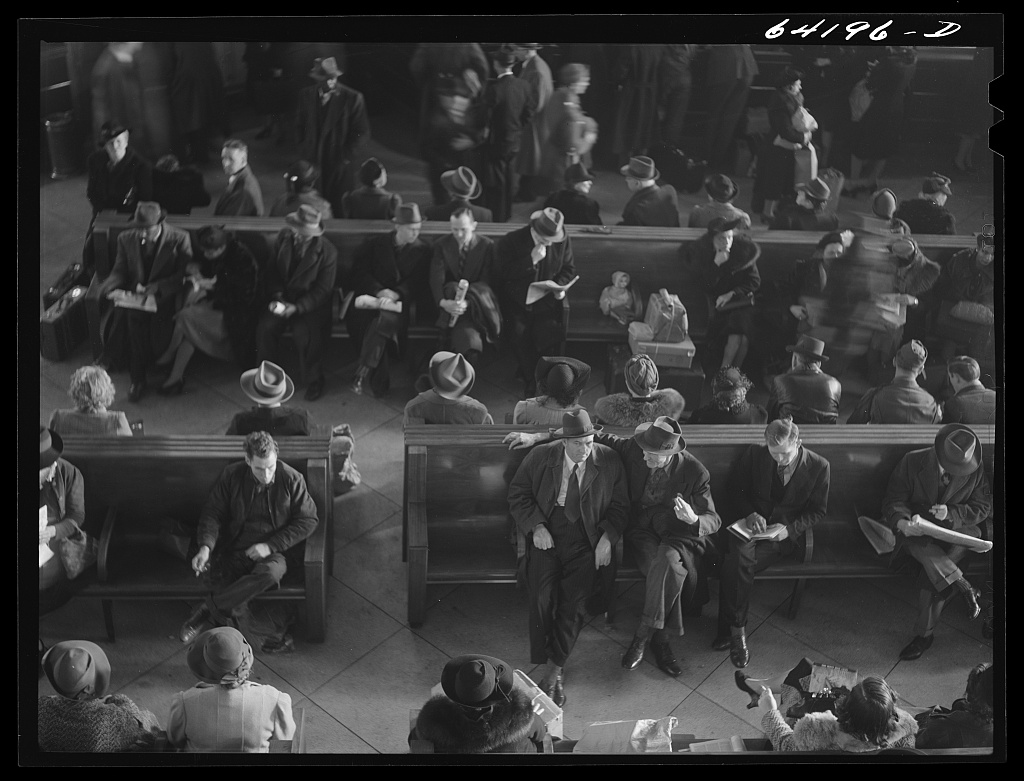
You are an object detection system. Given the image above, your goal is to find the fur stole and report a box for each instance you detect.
[413,690,539,754]
[792,708,918,752]
[593,390,685,428]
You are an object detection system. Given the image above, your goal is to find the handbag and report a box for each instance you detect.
[59,521,99,580]
[715,293,755,313]
[950,300,995,326]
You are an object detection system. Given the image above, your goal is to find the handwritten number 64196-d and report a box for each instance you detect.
[765,18,960,40]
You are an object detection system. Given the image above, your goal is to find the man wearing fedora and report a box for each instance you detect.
[943,356,996,425]
[297,56,371,218]
[341,157,403,220]
[508,409,629,706]
[768,176,839,232]
[713,418,830,667]
[226,361,310,437]
[178,431,319,653]
[496,207,576,397]
[766,335,842,425]
[214,138,264,217]
[402,351,493,426]
[688,173,751,230]
[98,201,193,402]
[256,204,338,402]
[348,203,432,395]
[39,425,86,615]
[87,121,153,215]
[411,654,551,753]
[619,155,681,227]
[894,172,957,235]
[430,207,501,367]
[513,43,553,204]
[543,162,603,226]
[479,45,535,222]
[424,166,494,223]
[848,340,942,425]
[269,159,334,220]
[883,424,992,660]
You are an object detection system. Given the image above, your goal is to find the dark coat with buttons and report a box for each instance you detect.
[767,366,842,425]
[619,183,680,227]
[264,229,338,316]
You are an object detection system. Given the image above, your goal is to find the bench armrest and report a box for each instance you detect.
[97,505,118,582]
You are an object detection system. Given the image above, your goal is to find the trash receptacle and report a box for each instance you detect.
[45,111,81,180]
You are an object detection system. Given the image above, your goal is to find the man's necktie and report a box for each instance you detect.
[459,245,468,276]
[940,471,952,488]
[777,462,788,486]
[565,464,582,524]
[289,239,305,278]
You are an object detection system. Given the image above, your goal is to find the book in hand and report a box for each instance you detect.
[687,735,747,753]
[526,275,580,305]
[728,518,786,542]
[354,294,402,313]
[107,289,157,312]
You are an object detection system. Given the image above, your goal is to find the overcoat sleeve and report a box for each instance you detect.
[777,455,829,537]
[509,446,553,535]
[293,239,338,315]
[264,470,319,554]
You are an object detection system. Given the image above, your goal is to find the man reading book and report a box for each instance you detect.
[713,418,830,668]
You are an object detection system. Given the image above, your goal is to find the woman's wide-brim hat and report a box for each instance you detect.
[441,654,515,709]
[786,335,829,362]
[704,173,738,202]
[132,201,167,228]
[530,207,565,243]
[535,356,591,399]
[934,424,983,477]
[40,425,63,469]
[285,203,325,237]
[309,56,343,81]
[706,216,742,236]
[441,166,482,200]
[43,640,111,701]
[187,627,254,686]
[620,155,659,181]
[550,408,602,439]
[98,121,129,147]
[197,225,231,251]
[240,360,295,405]
[634,416,686,456]
[430,351,475,400]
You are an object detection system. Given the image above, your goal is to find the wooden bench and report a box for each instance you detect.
[403,425,994,627]
[58,435,334,643]
[86,215,976,359]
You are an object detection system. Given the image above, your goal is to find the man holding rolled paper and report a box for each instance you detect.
[882,423,992,661]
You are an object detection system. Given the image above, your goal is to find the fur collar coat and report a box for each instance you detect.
[763,706,918,752]
[593,389,685,427]
[412,690,543,753]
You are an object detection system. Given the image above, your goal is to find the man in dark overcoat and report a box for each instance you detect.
[214,139,264,217]
[495,208,576,397]
[256,204,338,401]
[618,156,680,227]
[713,419,830,668]
[296,57,371,219]
[98,201,192,402]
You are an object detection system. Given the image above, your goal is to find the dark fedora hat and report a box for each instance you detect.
[535,356,591,399]
[922,172,952,196]
[704,173,738,202]
[40,425,64,469]
[285,203,324,237]
[620,155,659,181]
[393,202,423,226]
[441,166,482,200]
[564,162,593,186]
[42,640,111,701]
[187,627,254,686]
[359,157,385,186]
[490,45,518,68]
[550,408,602,439]
[197,225,231,252]
[934,424,982,477]
[530,207,565,243]
[797,176,831,202]
[132,201,167,228]
[309,56,342,81]
[786,335,829,362]
[634,416,686,456]
[440,654,515,709]
[284,159,319,190]
[98,120,129,147]
[240,360,295,406]
[706,216,742,236]
[429,351,475,400]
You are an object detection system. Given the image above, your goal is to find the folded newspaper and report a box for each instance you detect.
[354,294,402,313]
[858,514,993,556]
[526,275,580,305]
[573,717,676,754]
[108,289,157,312]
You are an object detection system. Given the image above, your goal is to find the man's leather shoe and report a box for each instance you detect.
[650,637,682,677]
[350,375,365,395]
[730,633,750,668]
[621,635,646,670]
[899,634,934,661]
[304,378,325,401]
[961,585,982,620]
[128,381,146,403]
[544,672,566,708]
[178,605,210,644]
[711,634,732,651]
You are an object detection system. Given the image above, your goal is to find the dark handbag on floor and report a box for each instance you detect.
[59,521,99,579]
[44,212,98,309]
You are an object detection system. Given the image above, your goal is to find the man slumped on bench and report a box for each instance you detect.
[179,431,319,654]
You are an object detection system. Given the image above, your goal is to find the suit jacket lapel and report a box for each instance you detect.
[580,453,598,498]
[149,227,172,281]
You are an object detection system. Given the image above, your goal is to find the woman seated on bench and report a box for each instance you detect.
[513,356,589,426]
[48,365,132,436]
[168,627,295,753]
[914,662,994,749]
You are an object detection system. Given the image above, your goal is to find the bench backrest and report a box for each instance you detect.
[59,436,333,540]
[92,216,976,337]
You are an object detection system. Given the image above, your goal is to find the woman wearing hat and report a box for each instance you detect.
[154,225,261,395]
[420,77,490,212]
[411,654,550,753]
[167,627,295,752]
[683,216,762,372]
[543,161,602,226]
[593,353,685,428]
[513,356,590,426]
[341,157,403,220]
[688,173,751,230]
[225,360,310,436]
[38,425,86,614]
[86,120,153,215]
[537,63,598,199]
[689,366,767,425]
[39,640,161,751]
[755,67,814,224]
[783,230,855,346]
[768,176,839,232]
[269,159,333,220]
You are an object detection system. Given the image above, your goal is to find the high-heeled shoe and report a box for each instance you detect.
[158,378,185,396]
[735,670,763,709]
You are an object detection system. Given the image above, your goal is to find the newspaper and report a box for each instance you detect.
[808,663,859,694]
[728,518,786,543]
[687,735,747,753]
[108,289,157,312]
[526,276,580,305]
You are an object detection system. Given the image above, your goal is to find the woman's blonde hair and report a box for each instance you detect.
[69,365,116,412]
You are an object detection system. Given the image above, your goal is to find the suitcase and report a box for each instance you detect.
[648,143,707,194]
[40,286,88,361]
[43,262,91,310]
[606,344,705,410]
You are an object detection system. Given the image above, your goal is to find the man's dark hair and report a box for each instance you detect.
[244,431,278,460]
[948,355,981,383]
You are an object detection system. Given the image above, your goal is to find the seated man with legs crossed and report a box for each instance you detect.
[713,418,830,668]
[179,431,319,654]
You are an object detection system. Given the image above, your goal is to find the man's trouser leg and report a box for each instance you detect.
[902,537,968,594]
[627,526,687,636]
[206,551,288,620]
[291,308,329,384]
[126,310,153,384]
[718,535,788,634]
[256,310,288,364]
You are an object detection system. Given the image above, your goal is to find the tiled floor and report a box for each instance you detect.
[34,99,997,757]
